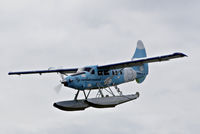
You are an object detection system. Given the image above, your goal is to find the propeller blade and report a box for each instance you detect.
[59,73,65,82]
[54,72,67,94]
[54,84,62,93]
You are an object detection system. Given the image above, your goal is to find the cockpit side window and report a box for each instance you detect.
[91,69,95,74]
[84,67,92,72]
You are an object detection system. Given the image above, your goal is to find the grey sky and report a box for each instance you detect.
[1,0,200,134]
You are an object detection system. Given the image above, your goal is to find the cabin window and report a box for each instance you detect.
[115,71,118,75]
[120,70,123,75]
[112,71,115,75]
[98,70,103,75]
[104,70,109,75]
[112,70,119,75]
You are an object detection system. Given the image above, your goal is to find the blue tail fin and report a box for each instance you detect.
[132,40,148,83]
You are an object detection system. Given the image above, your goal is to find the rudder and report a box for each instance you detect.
[132,40,148,83]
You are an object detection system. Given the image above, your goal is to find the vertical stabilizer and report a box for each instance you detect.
[132,40,148,83]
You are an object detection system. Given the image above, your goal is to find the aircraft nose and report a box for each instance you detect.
[62,81,68,86]
[63,76,74,87]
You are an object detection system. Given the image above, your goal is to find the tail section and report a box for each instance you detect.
[132,40,148,83]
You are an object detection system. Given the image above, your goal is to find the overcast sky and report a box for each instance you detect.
[1,0,200,134]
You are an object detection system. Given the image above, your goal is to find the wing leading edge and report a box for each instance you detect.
[8,68,78,75]
[98,52,187,70]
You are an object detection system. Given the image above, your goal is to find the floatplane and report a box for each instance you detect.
[8,40,186,111]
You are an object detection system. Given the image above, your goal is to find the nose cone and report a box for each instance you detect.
[62,81,68,87]
[62,76,71,87]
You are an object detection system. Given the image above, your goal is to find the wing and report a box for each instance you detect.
[8,52,186,75]
[98,52,187,70]
[8,68,78,75]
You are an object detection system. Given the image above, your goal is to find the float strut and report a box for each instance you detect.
[83,90,87,99]
[74,90,80,100]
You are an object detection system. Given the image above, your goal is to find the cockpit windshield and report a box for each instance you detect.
[84,67,92,72]
[77,67,94,74]
[71,72,86,76]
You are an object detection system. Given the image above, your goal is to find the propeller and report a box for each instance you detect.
[59,73,65,82]
[54,83,62,93]
[54,73,67,94]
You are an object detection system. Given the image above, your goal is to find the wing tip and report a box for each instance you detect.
[8,72,20,75]
[173,52,188,57]
[8,72,13,75]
